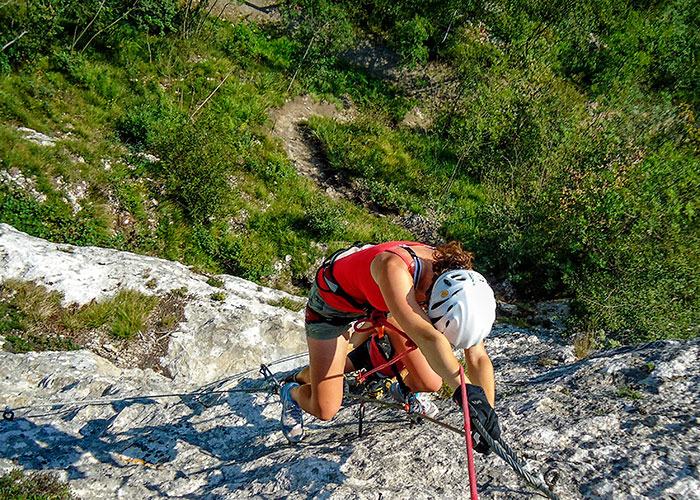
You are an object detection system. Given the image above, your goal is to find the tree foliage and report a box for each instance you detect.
[0,0,181,70]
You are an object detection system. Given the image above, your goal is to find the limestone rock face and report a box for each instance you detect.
[1,224,699,499]
[0,223,307,386]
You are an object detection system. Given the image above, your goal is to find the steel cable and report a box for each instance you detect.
[2,353,308,420]
[344,393,559,500]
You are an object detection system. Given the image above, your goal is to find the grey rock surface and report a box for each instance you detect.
[0,223,307,386]
[1,224,699,499]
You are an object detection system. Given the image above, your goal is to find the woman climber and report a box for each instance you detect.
[280,241,500,453]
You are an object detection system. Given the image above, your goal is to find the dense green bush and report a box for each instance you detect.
[220,22,297,70]
[0,0,181,69]
[156,121,233,223]
[440,51,699,341]
[395,16,431,66]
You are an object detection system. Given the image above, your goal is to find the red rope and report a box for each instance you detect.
[355,345,417,383]
[353,311,412,339]
[460,365,479,500]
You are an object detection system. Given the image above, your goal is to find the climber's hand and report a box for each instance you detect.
[452,384,501,455]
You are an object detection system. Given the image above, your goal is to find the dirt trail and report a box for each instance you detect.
[266,96,441,243]
[267,95,355,192]
[211,0,280,23]
[218,5,445,242]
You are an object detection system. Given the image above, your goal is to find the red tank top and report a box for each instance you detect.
[317,241,427,313]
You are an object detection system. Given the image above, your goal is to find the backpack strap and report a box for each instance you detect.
[315,242,428,314]
[316,243,375,313]
[384,244,424,289]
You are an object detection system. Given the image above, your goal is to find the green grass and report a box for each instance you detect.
[1,280,162,351]
[0,469,75,500]
[268,297,306,312]
[66,289,159,339]
[617,386,644,400]
[206,277,225,288]
[110,290,160,338]
[0,280,79,353]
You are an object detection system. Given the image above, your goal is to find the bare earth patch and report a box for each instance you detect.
[71,292,186,378]
[267,94,356,190]
[211,0,280,23]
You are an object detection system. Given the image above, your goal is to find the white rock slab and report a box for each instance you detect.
[0,223,307,386]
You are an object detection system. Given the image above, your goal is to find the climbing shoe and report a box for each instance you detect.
[389,381,438,418]
[389,380,406,403]
[414,393,439,418]
[283,368,304,384]
[280,382,305,443]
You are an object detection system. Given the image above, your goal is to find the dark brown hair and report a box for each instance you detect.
[432,241,474,277]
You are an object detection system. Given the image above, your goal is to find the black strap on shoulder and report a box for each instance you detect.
[399,244,422,286]
[316,243,374,313]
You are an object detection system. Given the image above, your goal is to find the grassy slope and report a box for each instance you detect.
[0,19,411,294]
[0,2,698,344]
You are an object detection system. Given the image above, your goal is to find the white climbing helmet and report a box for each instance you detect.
[427,269,496,349]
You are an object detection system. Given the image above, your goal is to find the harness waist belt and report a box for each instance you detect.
[305,305,358,326]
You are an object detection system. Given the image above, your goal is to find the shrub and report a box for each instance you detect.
[206,277,224,288]
[116,105,163,148]
[305,198,345,239]
[395,16,430,67]
[220,22,297,70]
[0,469,75,500]
[156,121,233,223]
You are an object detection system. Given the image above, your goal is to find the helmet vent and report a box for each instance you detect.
[431,299,448,310]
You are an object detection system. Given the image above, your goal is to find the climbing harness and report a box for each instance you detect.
[315,242,376,313]
[352,311,417,381]
[314,242,427,315]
